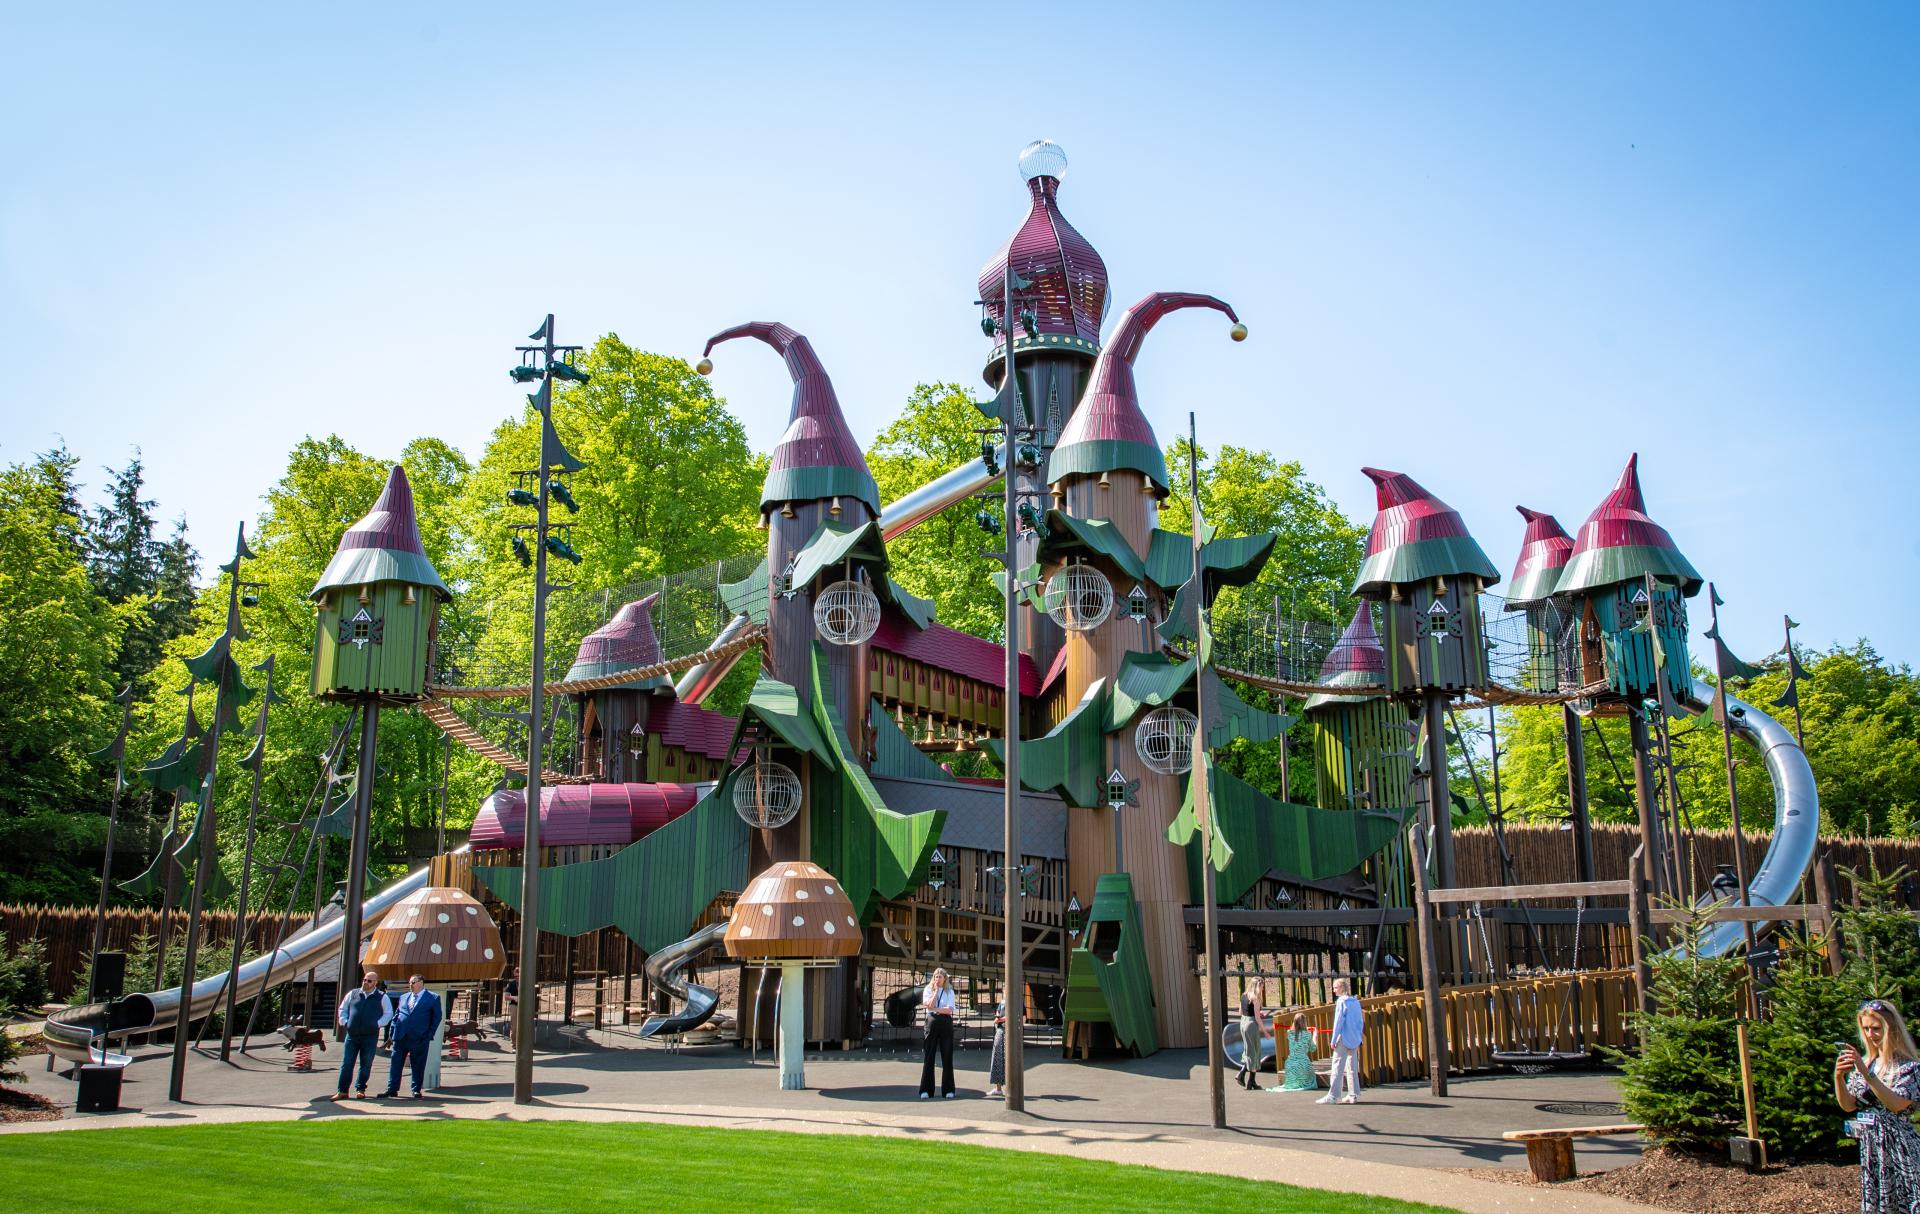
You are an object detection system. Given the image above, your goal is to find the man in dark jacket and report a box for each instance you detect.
[380,974,443,1099]
[331,970,392,1100]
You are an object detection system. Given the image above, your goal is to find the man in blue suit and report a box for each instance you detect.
[379,974,442,1099]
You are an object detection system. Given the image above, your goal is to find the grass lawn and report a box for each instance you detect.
[0,1119,1464,1213]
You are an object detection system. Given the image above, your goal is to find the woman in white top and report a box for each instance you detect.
[919,968,958,1099]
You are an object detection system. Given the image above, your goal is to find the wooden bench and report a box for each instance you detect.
[1501,1123,1643,1182]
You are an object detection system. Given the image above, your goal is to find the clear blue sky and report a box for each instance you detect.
[4,5,1915,667]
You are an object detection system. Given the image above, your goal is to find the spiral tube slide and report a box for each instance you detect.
[42,852,457,1065]
[634,920,728,1038]
[1676,679,1820,956]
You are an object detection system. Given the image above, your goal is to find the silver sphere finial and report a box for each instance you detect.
[1018,140,1068,183]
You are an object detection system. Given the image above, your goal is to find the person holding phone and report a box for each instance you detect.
[918,968,958,1100]
[1835,997,1920,1212]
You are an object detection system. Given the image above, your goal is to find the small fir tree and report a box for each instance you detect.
[1838,865,1920,1014]
[1753,930,1859,1157]
[1610,901,1746,1147]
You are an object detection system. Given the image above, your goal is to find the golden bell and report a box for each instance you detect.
[1229,322,1249,343]
[695,357,713,376]
[829,496,842,517]
[358,585,371,605]
[1098,472,1111,489]
[780,502,796,519]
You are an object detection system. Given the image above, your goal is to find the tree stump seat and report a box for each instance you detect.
[1500,1124,1643,1183]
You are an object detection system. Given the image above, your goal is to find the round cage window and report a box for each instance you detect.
[1134,705,1199,775]
[732,759,802,829]
[814,578,882,646]
[1043,564,1114,632]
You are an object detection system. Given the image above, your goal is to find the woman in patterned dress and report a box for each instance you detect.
[1279,1012,1320,1092]
[1835,997,1920,1213]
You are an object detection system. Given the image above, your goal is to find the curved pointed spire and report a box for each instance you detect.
[566,593,669,689]
[1304,602,1389,712]
[977,141,1110,384]
[310,465,449,599]
[1555,454,1703,597]
[702,322,880,515]
[1505,506,1575,606]
[1046,292,1242,494]
[1350,467,1500,597]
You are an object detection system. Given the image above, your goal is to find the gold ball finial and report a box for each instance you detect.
[1229,322,1249,343]
[696,357,713,376]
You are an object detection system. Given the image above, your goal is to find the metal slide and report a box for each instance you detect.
[1676,678,1821,955]
[634,920,729,1038]
[673,448,1005,704]
[42,852,454,1066]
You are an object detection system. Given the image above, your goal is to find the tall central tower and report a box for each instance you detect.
[977,140,1110,679]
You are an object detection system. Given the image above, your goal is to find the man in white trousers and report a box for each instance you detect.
[1318,977,1364,1104]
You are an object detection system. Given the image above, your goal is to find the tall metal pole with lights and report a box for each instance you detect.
[87,684,136,978]
[507,314,587,1106]
[998,268,1028,1113]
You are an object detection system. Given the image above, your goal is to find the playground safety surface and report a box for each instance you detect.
[4,1033,1670,1213]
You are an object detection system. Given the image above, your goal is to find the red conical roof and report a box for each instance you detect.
[1505,506,1575,606]
[1046,292,1240,494]
[977,141,1109,384]
[1304,603,1388,712]
[566,593,668,689]
[310,465,449,598]
[1351,468,1499,596]
[703,322,880,515]
[1555,454,1703,597]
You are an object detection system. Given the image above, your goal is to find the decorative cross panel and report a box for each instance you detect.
[1414,597,1464,646]
[340,607,385,649]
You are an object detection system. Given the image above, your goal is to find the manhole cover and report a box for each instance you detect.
[1536,1101,1624,1117]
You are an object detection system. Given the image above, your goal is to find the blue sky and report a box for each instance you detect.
[4,4,1915,666]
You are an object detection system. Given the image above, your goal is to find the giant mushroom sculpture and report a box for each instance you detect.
[363,886,506,1090]
[723,861,861,1090]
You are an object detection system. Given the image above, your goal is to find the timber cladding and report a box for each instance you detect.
[2,904,285,1000]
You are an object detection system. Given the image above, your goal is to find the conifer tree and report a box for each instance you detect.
[1838,864,1920,1012]
[1611,902,1746,1147]
[1754,931,1858,1157]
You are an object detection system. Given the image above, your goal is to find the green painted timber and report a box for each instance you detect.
[1202,667,1292,748]
[805,646,945,920]
[730,672,836,769]
[470,778,749,952]
[1105,651,1196,730]
[1379,580,1489,694]
[1062,872,1159,1057]
[1143,529,1277,593]
[1353,534,1500,597]
[868,700,957,783]
[1555,542,1702,599]
[984,679,1110,809]
[761,463,882,518]
[1178,758,1416,906]
[1310,695,1417,813]
[1585,581,1693,702]
[1045,436,1169,491]
[311,547,448,599]
[1037,512,1149,583]
[787,520,888,591]
[720,558,771,625]
[311,582,439,702]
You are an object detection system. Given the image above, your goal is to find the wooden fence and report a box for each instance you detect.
[1279,969,1638,1088]
[1,904,289,1000]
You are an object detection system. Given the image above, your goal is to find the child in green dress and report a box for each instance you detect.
[1279,1012,1319,1091]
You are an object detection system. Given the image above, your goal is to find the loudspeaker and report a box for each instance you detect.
[89,951,127,1002]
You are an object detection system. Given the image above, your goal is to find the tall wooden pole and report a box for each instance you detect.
[219,655,276,1060]
[1625,701,1662,901]
[337,700,380,1007]
[1409,822,1448,1096]
[1709,585,1760,1004]
[1000,272,1026,1115]
[1189,417,1227,1130]
[1561,706,1595,882]
[89,685,136,976]
[169,526,249,1101]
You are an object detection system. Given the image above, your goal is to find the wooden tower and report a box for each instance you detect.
[566,593,669,784]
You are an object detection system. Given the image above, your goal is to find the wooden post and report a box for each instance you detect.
[1625,703,1663,905]
[1409,823,1448,1096]
[1733,1019,1767,1169]
[1626,845,1652,1015]
[1562,705,1595,883]
[1813,852,1844,976]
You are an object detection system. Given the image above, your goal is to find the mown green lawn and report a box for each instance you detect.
[0,1119,1462,1213]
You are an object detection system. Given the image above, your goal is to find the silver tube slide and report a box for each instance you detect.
[1677,679,1820,956]
[43,852,454,1064]
[673,448,1004,705]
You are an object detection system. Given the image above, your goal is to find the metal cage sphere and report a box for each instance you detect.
[1043,565,1114,632]
[732,761,803,829]
[1134,706,1199,775]
[813,579,882,646]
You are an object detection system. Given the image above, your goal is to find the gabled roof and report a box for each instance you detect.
[870,616,1041,697]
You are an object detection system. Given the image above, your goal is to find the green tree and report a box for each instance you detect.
[865,383,1003,639]
[87,453,201,693]
[1162,438,1367,801]
[0,453,131,903]
[1753,930,1858,1158]
[1611,903,1747,1147]
[1837,864,1920,1011]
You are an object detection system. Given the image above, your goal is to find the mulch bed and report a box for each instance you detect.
[0,1087,63,1124]
[1454,1144,1858,1214]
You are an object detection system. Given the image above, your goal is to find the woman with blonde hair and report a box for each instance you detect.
[918,968,958,1099]
[1835,996,1920,1212]
[1236,977,1267,1090]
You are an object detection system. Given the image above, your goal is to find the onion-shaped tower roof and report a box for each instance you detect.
[977,140,1111,385]
[1554,454,1703,598]
[1350,467,1500,597]
[1505,506,1575,607]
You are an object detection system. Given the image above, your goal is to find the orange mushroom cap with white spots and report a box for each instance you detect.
[723,862,862,961]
